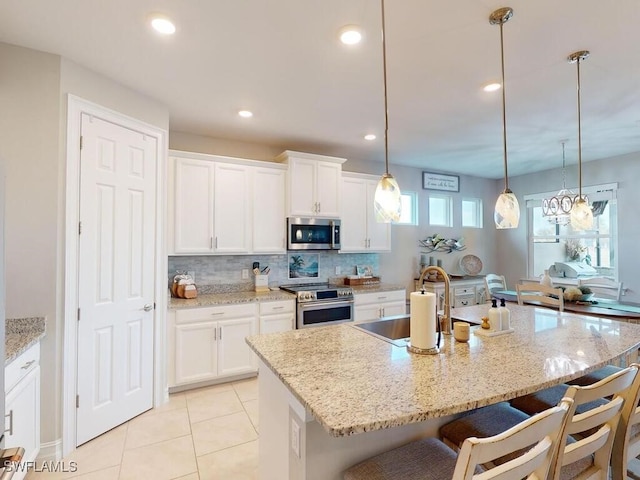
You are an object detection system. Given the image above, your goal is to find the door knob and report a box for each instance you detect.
[143,304,153,312]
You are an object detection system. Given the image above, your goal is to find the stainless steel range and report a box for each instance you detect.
[280,283,354,328]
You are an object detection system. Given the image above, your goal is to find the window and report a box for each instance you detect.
[462,198,483,228]
[527,185,618,279]
[428,194,452,227]
[397,192,418,225]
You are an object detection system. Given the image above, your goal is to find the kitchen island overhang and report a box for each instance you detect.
[247,303,640,480]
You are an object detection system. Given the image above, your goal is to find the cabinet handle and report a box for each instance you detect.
[211,312,224,316]
[378,296,387,300]
[367,239,371,248]
[21,360,36,370]
[317,202,321,213]
[5,410,13,436]
[219,326,222,340]
[215,237,218,249]
[213,328,217,341]
[382,307,385,317]
[272,306,284,310]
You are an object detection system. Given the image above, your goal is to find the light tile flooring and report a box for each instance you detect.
[27,378,259,480]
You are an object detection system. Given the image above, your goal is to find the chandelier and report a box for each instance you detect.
[542,141,580,225]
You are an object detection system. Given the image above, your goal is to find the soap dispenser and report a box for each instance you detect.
[488,299,501,331]
[498,298,510,330]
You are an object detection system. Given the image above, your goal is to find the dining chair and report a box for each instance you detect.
[578,277,623,302]
[485,274,507,301]
[516,282,565,312]
[343,398,573,480]
[610,363,640,479]
[440,365,639,480]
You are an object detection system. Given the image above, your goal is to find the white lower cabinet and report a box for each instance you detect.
[172,304,258,387]
[5,343,41,480]
[354,290,406,323]
[259,300,295,334]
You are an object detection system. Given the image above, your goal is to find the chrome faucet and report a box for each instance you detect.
[417,266,452,335]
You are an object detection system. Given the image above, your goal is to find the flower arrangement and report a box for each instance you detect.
[565,239,587,261]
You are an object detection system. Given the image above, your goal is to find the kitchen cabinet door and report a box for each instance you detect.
[214,162,251,253]
[173,157,215,253]
[314,161,341,217]
[175,322,218,385]
[5,365,40,478]
[340,173,391,252]
[260,312,295,334]
[218,317,258,376]
[253,167,286,253]
[340,176,369,251]
[288,157,317,217]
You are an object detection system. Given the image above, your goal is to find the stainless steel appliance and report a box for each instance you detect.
[287,217,341,250]
[280,283,354,328]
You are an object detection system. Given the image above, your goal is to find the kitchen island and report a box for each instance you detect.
[246,303,640,480]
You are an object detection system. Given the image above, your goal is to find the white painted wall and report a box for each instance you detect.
[0,41,170,454]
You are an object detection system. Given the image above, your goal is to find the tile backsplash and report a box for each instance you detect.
[168,252,379,292]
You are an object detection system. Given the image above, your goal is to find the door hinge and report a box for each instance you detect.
[79,135,83,150]
[76,394,80,408]
[77,308,80,321]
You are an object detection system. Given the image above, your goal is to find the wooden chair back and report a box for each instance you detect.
[610,363,640,479]
[516,282,565,312]
[452,398,573,480]
[553,365,639,480]
[578,276,623,301]
[485,274,507,301]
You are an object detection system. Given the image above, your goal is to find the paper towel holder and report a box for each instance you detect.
[407,289,442,355]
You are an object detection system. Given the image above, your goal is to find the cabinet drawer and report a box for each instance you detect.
[176,303,257,324]
[455,287,475,296]
[5,343,40,393]
[259,300,295,315]
[354,290,406,306]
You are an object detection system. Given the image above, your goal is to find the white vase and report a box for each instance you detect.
[540,269,553,287]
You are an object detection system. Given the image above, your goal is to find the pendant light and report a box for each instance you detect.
[373,0,402,223]
[542,141,578,225]
[568,50,593,231]
[490,7,520,229]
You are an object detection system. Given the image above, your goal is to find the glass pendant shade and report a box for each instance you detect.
[374,173,401,223]
[570,197,593,231]
[494,189,520,229]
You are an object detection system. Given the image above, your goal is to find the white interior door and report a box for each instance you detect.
[76,114,156,445]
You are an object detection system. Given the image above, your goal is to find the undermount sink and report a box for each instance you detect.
[353,315,411,347]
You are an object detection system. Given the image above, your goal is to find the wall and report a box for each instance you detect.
[499,151,640,303]
[0,41,62,454]
[0,42,171,455]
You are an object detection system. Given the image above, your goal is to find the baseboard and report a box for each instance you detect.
[168,371,257,394]
[37,438,63,462]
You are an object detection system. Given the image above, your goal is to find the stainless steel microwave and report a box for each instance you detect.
[287,217,341,250]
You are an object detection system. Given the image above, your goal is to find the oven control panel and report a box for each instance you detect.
[296,287,353,303]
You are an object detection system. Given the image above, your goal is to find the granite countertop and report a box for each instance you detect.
[246,303,640,437]
[168,283,406,309]
[168,289,297,309]
[5,317,46,365]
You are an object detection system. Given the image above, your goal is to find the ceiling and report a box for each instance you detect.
[1,0,639,179]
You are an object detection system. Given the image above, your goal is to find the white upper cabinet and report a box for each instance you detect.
[169,151,286,255]
[173,157,215,254]
[340,172,391,252]
[252,167,286,253]
[276,151,345,218]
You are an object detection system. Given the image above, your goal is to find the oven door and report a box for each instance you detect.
[297,300,354,328]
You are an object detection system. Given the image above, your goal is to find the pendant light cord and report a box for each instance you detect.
[499,21,509,192]
[381,0,390,176]
[561,141,566,188]
[576,56,583,199]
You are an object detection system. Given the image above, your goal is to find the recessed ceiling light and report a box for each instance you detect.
[339,25,362,45]
[364,134,376,141]
[238,110,253,118]
[483,82,501,92]
[150,15,176,35]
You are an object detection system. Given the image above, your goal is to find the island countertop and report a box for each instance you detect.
[246,303,640,437]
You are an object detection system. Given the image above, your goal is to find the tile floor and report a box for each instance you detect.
[27,377,259,480]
